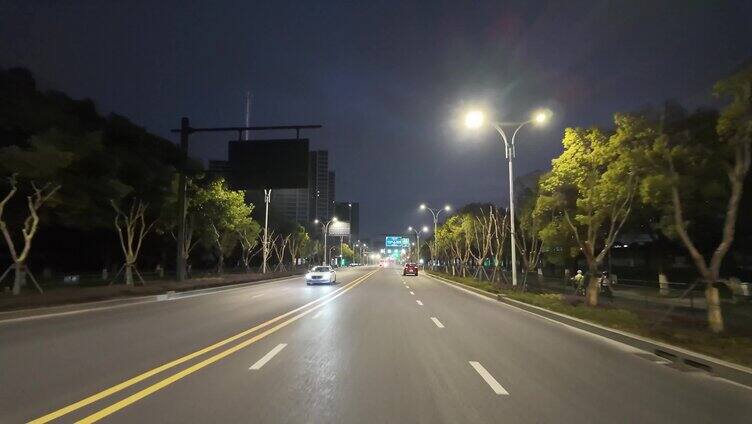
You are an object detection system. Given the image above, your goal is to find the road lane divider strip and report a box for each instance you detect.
[249,344,287,370]
[431,317,444,328]
[416,300,423,306]
[76,270,376,423]
[30,269,379,424]
[409,291,415,295]
[469,361,509,395]
[312,310,324,319]
[251,293,265,298]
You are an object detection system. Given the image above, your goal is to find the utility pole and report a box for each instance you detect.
[176,117,190,282]
[262,189,271,274]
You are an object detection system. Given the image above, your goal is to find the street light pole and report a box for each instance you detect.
[420,204,450,269]
[314,217,337,266]
[464,108,550,288]
[407,226,427,263]
[492,120,533,288]
[348,203,352,246]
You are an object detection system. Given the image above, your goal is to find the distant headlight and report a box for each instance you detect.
[305,273,313,279]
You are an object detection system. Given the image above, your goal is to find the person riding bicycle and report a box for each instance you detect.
[599,271,614,301]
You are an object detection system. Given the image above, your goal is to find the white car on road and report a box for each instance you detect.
[305,266,337,285]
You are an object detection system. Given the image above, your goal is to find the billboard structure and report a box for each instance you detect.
[226,138,309,190]
[329,221,351,237]
[385,236,410,248]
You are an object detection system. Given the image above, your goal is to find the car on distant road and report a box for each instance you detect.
[305,266,337,285]
[403,263,419,276]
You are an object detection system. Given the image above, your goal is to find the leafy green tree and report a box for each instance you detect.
[237,219,262,271]
[514,173,545,286]
[340,243,355,263]
[436,214,475,276]
[194,178,255,273]
[637,66,751,332]
[287,226,310,267]
[0,68,188,277]
[537,114,653,305]
[303,239,323,265]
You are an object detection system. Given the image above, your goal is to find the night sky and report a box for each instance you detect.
[2,0,751,240]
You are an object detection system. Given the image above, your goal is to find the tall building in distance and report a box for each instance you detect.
[328,171,336,221]
[334,201,359,242]
[271,188,309,225]
[309,151,333,222]
[208,149,337,228]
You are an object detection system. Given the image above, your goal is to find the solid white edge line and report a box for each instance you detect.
[425,273,752,391]
[469,361,509,395]
[249,343,288,370]
[416,300,423,306]
[431,317,444,328]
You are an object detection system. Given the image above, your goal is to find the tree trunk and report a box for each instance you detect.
[586,264,600,306]
[658,272,669,296]
[12,263,26,295]
[217,254,224,274]
[705,285,724,333]
[125,263,134,287]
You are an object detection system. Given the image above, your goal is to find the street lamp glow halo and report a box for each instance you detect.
[464,110,485,129]
[532,108,552,125]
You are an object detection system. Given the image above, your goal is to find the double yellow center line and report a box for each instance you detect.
[31,269,378,423]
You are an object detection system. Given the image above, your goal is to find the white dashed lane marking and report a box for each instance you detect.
[249,344,287,370]
[469,361,509,395]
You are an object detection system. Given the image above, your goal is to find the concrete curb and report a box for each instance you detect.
[0,274,301,324]
[425,272,752,388]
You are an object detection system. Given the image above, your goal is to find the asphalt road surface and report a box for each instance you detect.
[1,266,750,423]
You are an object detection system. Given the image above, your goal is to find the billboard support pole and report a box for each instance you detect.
[169,122,321,280]
[262,189,271,274]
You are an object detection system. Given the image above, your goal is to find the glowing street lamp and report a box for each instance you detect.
[464,110,485,129]
[463,107,552,287]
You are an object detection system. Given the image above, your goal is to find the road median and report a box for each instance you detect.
[425,270,752,388]
[0,270,305,321]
